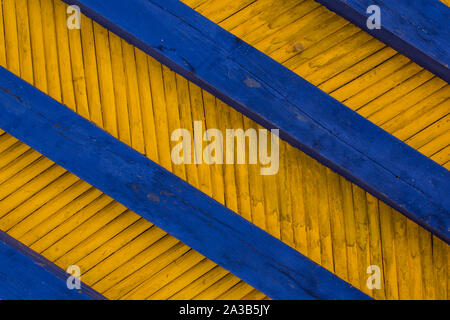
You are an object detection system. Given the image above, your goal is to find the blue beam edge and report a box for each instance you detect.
[0,67,369,300]
[60,0,450,242]
[0,230,105,300]
[315,0,450,83]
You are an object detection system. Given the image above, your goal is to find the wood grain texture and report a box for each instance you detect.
[0,0,447,300]
[0,66,369,300]
[316,0,450,82]
[0,0,263,301]
[61,0,449,243]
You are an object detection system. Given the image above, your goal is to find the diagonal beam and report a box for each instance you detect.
[61,0,449,243]
[0,230,105,300]
[0,66,369,300]
[316,0,450,82]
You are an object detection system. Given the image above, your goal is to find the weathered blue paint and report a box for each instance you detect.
[0,230,105,300]
[0,67,369,300]
[60,0,450,243]
[316,0,450,82]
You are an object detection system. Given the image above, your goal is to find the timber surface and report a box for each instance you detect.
[0,0,265,300]
[0,0,448,299]
[315,0,450,82]
[0,66,369,300]
[0,230,105,300]
[181,0,450,300]
[62,0,449,243]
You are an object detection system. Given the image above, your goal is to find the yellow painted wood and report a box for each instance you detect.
[0,0,264,300]
[183,0,449,163]
[182,0,449,300]
[0,0,447,300]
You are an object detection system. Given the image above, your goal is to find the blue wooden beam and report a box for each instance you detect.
[0,230,105,300]
[0,67,369,300]
[60,0,450,243]
[316,0,450,82]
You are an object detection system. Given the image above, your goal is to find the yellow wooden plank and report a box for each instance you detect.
[220,0,299,34]
[109,32,130,145]
[71,218,152,275]
[7,180,92,239]
[216,281,256,300]
[18,188,104,246]
[123,41,146,154]
[318,166,334,272]
[254,6,332,56]
[122,250,206,299]
[431,146,450,166]
[101,241,190,298]
[148,258,216,299]
[0,173,80,231]
[407,115,449,150]
[93,22,118,137]
[169,266,231,300]
[27,0,48,93]
[244,118,266,230]
[228,107,252,221]
[39,202,128,261]
[0,2,6,67]
[406,219,423,299]
[433,236,448,299]
[194,0,256,23]
[302,155,322,264]
[378,202,399,299]
[0,150,42,186]
[3,0,20,75]
[0,164,65,210]
[137,49,159,162]
[393,213,410,299]
[340,177,360,290]
[278,143,295,247]
[28,193,114,252]
[352,185,371,296]
[148,58,173,171]
[80,15,103,127]
[235,0,321,45]
[41,0,62,101]
[203,91,226,205]
[163,65,187,180]
[194,273,242,300]
[0,141,31,169]
[242,289,269,300]
[366,194,385,300]
[289,146,308,254]
[54,210,140,266]
[326,168,348,282]
[53,0,76,111]
[0,134,19,155]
